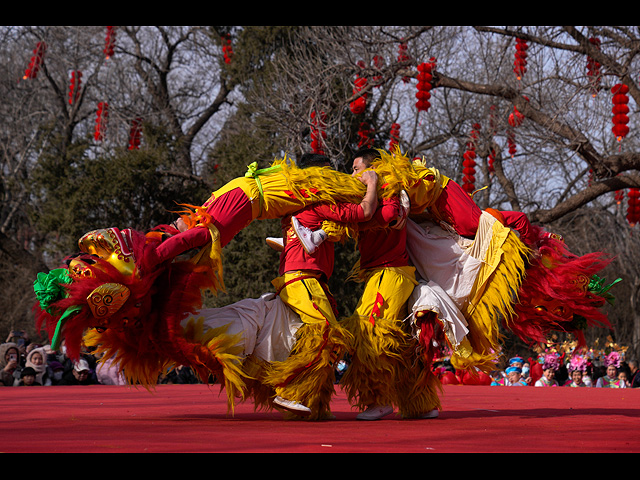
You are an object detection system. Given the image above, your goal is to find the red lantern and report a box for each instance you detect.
[508,106,524,127]
[488,146,496,174]
[310,111,326,154]
[23,41,47,80]
[372,55,384,85]
[350,73,368,115]
[397,41,411,83]
[507,102,526,158]
[612,83,630,141]
[68,71,82,105]
[389,123,400,149]
[221,34,233,64]
[357,122,374,148]
[627,188,640,226]
[461,123,480,194]
[415,59,436,113]
[104,26,116,60]
[514,38,528,81]
[94,102,108,142]
[586,37,601,96]
[128,118,142,150]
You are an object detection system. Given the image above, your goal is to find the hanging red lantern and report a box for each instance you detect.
[68,71,83,105]
[627,188,640,226]
[94,102,109,142]
[397,41,411,83]
[104,26,117,60]
[488,146,496,174]
[350,72,368,114]
[372,55,384,86]
[586,37,601,96]
[222,34,233,64]
[461,123,480,194]
[514,38,528,81]
[128,118,142,150]
[612,83,630,142]
[357,122,374,148]
[389,123,400,149]
[507,100,527,157]
[415,59,436,113]
[23,41,47,80]
[508,106,524,127]
[310,111,326,154]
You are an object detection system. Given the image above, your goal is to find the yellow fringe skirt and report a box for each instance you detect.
[340,266,441,417]
[262,271,352,420]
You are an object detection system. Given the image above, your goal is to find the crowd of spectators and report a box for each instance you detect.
[0,331,205,387]
[485,353,640,388]
[3,330,639,389]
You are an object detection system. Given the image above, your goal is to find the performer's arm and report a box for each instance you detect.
[359,196,403,230]
[153,227,211,264]
[358,170,378,220]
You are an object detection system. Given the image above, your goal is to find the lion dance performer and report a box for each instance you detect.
[32,155,375,413]
[399,148,618,380]
[287,148,443,419]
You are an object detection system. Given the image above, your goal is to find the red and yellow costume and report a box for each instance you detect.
[262,201,370,420]
[339,194,442,418]
[32,157,372,413]
[356,148,617,386]
[400,149,616,377]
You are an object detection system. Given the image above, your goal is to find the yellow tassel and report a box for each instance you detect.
[181,317,247,411]
[339,312,407,410]
[452,221,531,372]
[239,354,277,412]
[263,322,351,420]
[84,316,248,414]
[394,338,443,418]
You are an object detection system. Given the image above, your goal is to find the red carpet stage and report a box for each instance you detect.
[2,384,638,453]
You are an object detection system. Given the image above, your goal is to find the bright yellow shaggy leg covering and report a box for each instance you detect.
[340,312,406,411]
[264,322,351,421]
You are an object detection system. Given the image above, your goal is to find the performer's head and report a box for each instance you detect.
[351,148,380,176]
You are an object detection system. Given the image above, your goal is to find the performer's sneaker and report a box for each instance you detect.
[356,405,394,421]
[418,408,439,419]
[266,237,284,252]
[291,216,317,255]
[273,396,312,416]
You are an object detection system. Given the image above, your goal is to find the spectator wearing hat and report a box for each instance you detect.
[509,357,524,368]
[506,366,527,386]
[58,358,97,385]
[564,354,590,387]
[535,353,559,387]
[48,361,66,385]
[25,347,51,386]
[596,351,626,388]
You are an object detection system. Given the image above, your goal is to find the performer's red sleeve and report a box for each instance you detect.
[153,227,211,264]
[372,197,402,226]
